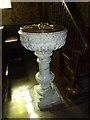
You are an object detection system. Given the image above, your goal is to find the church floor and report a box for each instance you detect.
[3,48,88,119]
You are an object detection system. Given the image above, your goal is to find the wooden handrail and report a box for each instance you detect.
[62,1,90,50]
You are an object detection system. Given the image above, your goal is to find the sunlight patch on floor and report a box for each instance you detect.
[10,85,39,118]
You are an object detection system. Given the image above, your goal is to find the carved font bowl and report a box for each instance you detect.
[18,23,68,51]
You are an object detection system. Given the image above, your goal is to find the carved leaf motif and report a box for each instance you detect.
[19,30,67,52]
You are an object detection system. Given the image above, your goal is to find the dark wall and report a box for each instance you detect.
[2,2,89,26]
[2,2,40,25]
[2,2,62,26]
[75,2,90,27]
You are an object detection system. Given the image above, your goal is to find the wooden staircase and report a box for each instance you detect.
[57,2,90,98]
[41,2,90,99]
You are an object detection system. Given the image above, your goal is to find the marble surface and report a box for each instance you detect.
[18,23,67,52]
[18,23,68,109]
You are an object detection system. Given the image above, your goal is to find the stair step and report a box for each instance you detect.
[62,52,71,66]
[66,66,74,74]
[62,52,70,61]
[64,66,75,84]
